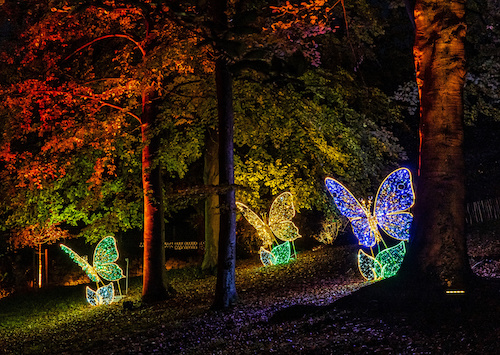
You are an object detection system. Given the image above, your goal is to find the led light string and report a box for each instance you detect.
[60,236,124,306]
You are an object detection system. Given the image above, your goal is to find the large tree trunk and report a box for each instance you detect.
[141,86,171,302]
[202,127,220,271]
[405,0,471,290]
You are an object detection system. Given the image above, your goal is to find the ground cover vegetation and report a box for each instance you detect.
[0,222,498,354]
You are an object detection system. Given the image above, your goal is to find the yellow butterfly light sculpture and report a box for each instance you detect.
[236,192,301,266]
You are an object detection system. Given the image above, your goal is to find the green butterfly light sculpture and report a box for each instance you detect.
[60,236,125,306]
[236,192,301,266]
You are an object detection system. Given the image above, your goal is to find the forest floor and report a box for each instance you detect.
[0,222,499,354]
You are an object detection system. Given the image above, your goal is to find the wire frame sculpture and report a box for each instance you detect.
[60,236,124,305]
[236,192,302,266]
[325,168,415,280]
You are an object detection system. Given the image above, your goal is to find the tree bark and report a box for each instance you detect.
[213,57,238,308]
[210,0,238,309]
[404,0,472,290]
[141,86,171,302]
[202,127,220,271]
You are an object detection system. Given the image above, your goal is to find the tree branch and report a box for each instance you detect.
[79,94,142,124]
[63,34,146,62]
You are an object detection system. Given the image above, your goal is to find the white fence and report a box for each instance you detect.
[466,197,500,224]
[139,241,205,250]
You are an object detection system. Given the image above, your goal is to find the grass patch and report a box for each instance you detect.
[1,241,497,354]
[0,246,357,354]
[0,276,145,353]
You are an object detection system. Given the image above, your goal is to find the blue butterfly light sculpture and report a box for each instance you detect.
[325,168,415,280]
[60,236,125,306]
[236,192,301,266]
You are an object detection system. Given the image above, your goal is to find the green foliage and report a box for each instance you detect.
[0,0,412,253]
[0,1,213,246]
[313,216,347,245]
[464,0,500,125]
[234,69,407,215]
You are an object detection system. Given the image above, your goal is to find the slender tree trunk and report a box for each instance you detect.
[141,86,171,302]
[202,127,220,271]
[38,243,42,288]
[210,0,238,309]
[213,57,238,308]
[44,246,48,286]
[404,0,471,290]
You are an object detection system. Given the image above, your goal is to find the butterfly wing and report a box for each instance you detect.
[268,192,301,242]
[268,192,295,224]
[376,213,413,242]
[325,177,376,247]
[272,241,291,265]
[236,202,274,248]
[93,237,125,282]
[60,244,101,283]
[350,219,379,248]
[374,168,415,241]
[86,286,101,306]
[375,241,406,279]
[270,221,301,242]
[259,247,276,266]
[96,283,115,305]
[358,249,384,281]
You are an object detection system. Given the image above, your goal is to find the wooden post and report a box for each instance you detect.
[44,247,48,286]
[38,243,42,288]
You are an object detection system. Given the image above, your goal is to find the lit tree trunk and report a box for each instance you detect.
[141,86,171,302]
[38,243,42,288]
[405,0,471,290]
[213,56,238,308]
[44,247,48,286]
[202,127,220,271]
[210,0,237,309]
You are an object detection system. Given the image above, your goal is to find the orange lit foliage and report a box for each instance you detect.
[0,3,205,228]
[9,220,70,288]
[267,0,338,67]
[0,1,210,300]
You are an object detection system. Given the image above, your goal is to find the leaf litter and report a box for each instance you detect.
[0,232,498,354]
